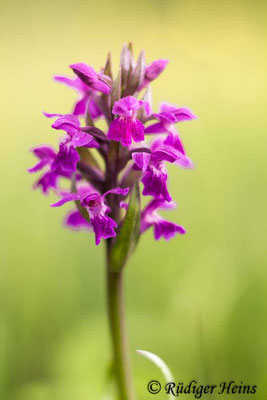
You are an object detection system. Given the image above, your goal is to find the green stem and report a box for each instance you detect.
[106,242,135,400]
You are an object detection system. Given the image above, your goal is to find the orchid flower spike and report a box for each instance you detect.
[29,44,196,247]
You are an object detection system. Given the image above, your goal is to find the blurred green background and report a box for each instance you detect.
[1,0,267,399]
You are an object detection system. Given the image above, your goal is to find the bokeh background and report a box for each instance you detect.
[1,0,267,399]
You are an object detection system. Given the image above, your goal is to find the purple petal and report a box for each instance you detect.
[173,107,197,122]
[150,134,194,168]
[51,140,79,173]
[91,215,117,245]
[83,139,100,149]
[159,103,197,122]
[33,171,58,194]
[28,145,57,173]
[174,154,194,169]
[73,96,88,115]
[142,165,172,202]
[31,145,57,160]
[154,220,186,240]
[143,198,176,217]
[141,197,185,241]
[54,75,83,93]
[149,135,166,151]
[152,146,179,163]
[69,63,110,95]
[164,132,194,168]
[54,75,87,92]
[88,97,102,119]
[51,193,80,207]
[90,80,110,95]
[132,152,151,171]
[107,118,122,142]
[103,187,129,198]
[164,131,185,154]
[154,146,193,168]
[64,209,91,230]
[80,192,101,208]
[71,131,94,148]
[52,114,80,136]
[70,63,98,83]
[28,160,48,173]
[131,119,145,144]
[145,122,166,134]
[145,59,169,81]
[159,103,179,113]
[154,110,177,124]
[43,112,63,118]
[139,100,151,116]
[112,96,141,116]
[107,117,143,147]
[149,137,178,163]
[77,183,95,198]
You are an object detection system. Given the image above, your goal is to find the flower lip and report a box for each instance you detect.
[108,117,145,147]
[108,96,150,147]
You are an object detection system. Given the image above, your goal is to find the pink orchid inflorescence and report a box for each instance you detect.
[29,44,196,246]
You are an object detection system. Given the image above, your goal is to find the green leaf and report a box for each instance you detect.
[109,182,141,272]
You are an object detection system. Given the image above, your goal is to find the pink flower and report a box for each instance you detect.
[51,185,129,245]
[141,199,186,240]
[44,113,98,172]
[145,102,196,134]
[132,134,193,202]
[28,145,72,194]
[107,96,150,147]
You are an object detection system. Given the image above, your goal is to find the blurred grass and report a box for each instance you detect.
[1,0,267,399]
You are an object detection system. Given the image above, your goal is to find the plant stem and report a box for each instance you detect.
[106,242,135,400]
